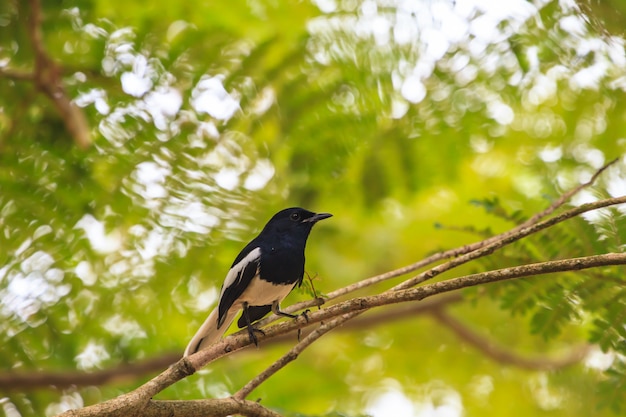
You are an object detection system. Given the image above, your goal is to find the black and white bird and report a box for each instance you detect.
[183,207,332,356]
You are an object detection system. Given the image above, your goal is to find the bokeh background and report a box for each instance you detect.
[2,0,626,416]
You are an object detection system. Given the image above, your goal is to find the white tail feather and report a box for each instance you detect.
[183,307,239,357]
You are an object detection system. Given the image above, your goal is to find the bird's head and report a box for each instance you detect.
[261,207,332,236]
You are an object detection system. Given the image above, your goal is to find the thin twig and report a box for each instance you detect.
[391,195,626,291]
[233,310,361,401]
[523,157,617,224]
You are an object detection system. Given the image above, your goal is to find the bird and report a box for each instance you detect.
[184,207,332,356]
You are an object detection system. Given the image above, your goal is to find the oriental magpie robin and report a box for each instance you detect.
[184,207,332,356]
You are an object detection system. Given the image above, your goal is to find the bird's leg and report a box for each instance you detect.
[242,302,265,346]
[271,300,312,341]
[270,299,298,319]
[271,300,313,323]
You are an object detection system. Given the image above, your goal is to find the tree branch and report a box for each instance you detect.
[57,251,626,415]
[390,195,626,291]
[21,294,563,396]
[199,253,626,370]
[60,397,282,417]
[263,158,619,321]
[233,310,361,401]
[18,292,577,394]
[2,0,92,149]
[230,252,626,400]
[147,398,284,417]
[0,295,462,392]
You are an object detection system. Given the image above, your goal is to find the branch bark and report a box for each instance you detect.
[60,397,283,417]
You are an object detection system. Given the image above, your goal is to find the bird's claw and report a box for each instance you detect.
[295,309,312,342]
[247,326,265,346]
[300,309,311,323]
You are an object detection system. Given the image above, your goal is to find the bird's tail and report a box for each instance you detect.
[183,307,239,357]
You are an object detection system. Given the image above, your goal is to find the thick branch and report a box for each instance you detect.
[148,398,283,417]
[60,397,282,417]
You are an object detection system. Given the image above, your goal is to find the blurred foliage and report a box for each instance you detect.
[1,0,626,416]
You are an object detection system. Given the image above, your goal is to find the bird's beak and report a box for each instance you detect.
[304,212,333,223]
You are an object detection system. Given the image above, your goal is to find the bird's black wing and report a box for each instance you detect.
[237,304,272,328]
[217,245,262,328]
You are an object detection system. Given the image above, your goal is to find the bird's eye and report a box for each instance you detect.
[290,212,300,221]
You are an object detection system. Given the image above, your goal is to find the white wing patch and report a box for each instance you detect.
[220,247,262,297]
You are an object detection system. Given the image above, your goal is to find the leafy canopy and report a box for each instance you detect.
[1,0,626,416]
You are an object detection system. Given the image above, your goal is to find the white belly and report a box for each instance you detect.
[237,276,296,307]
